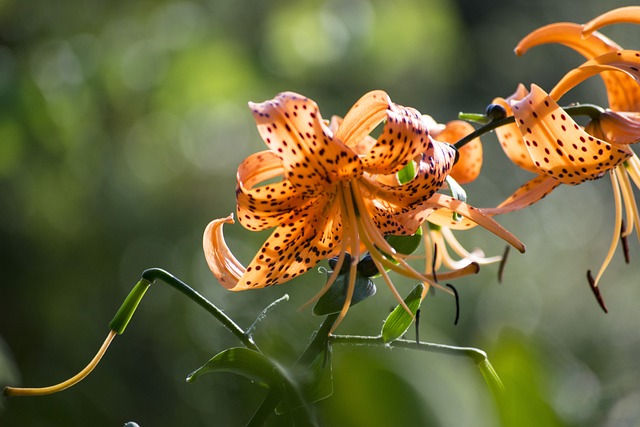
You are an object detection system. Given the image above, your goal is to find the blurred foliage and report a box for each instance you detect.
[2,0,640,426]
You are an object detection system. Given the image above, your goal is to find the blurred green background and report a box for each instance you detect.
[2,0,640,425]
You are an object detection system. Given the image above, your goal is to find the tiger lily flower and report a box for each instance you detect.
[485,7,640,309]
[203,91,524,327]
[421,117,503,271]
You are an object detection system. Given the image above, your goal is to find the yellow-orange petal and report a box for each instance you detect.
[585,111,640,145]
[516,22,621,58]
[334,90,390,148]
[551,49,640,97]
[426,208,478,230]
[203,215,245,290]
[513,23,640,111]
[512,84,633,184]
[249,92,363,193]
[582,7,640,38]
[360,104,432,175]
[427,193,526,253]
[435,120,482,184]
[481,174,561,215]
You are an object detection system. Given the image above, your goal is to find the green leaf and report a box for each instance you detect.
[381,284,425,343]
[293,315,337,405]
[187,348,317,425]
[385,226,423,256]
[313,272,376,316]
[187,347,284,388]
[397,160,416,184]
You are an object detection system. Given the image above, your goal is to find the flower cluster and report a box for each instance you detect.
[203,7,640,323]
[484,6,640,310]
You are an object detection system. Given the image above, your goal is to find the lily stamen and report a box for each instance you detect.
[620,219,631,263]
[446,283,460,325]
[587,270,609,313]
[498,246,511,283]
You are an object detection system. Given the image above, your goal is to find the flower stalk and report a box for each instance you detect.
[3,330,117,397]
[329,334,504,394]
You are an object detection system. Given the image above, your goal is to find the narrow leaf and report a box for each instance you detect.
[381,284,425,343]
[293,314,337,403]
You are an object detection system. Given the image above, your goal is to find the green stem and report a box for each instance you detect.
[297,313,339,367]
[247,389,283,427]
[246,294,290,337]
[139,268,259,352]
[454,116,514,150]
[329,335,504,394]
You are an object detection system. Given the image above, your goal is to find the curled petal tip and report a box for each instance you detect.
[203,214,245,290]
[582,6,640,39]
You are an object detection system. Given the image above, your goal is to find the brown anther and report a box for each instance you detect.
[620,219,630,264]
[498,245,511,283]
[432,244,439,283]
[446,283,460,325]
[587,270,608,313]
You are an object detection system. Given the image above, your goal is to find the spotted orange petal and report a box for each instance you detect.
[515,22,640,112]
[511,84,633,184]
[481,174,561,215]
[359,140,457,233]
[236,151,307,231]
[426,193,526,253]
[249,92,363,194]
[236,193,342,290]
[240,196,342,289]
[493,85,539,174]
[360,104,432,175]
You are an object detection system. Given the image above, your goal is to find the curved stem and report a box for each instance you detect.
[329,334,504,393]
[4,330,117,397]
[247,388,282,427]
[455,116,515,150]
[141,268,259,352]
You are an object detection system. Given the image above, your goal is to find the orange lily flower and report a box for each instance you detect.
[203,91,524,325]
[421,117,503,271]
[486,7,640,308]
